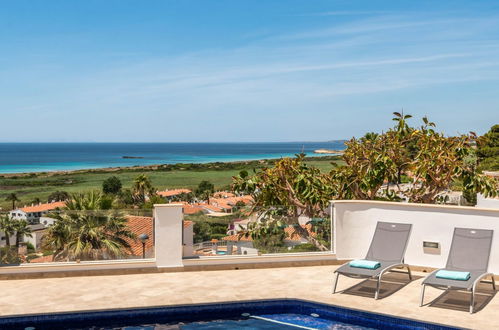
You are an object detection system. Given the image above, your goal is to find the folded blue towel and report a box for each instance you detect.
[436,270,471,281]
[349,259,381,270]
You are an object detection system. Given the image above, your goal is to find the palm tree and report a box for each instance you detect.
[5,193,20,210]
[13,219,32,248]
[43,192,136,261]
[132,174,155,205]
[0,215,16,246]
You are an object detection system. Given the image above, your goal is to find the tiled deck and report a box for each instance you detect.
[0,265,497,329]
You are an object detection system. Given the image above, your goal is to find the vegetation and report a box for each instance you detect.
[477,124,499,171]
[47,191,70,202]
[233,113,498,250]
[102,176,122,195]
[195,180,214,200]
[42,192,136,261]
[0,215,32,264]
[132,174,155,205]
[5,193,20,210]
[0,157,340,210]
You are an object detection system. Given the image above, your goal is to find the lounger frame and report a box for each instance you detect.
[333,221,413,300]
[419,227,495,314]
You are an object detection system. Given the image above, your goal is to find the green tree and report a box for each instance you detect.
[13,219,32,248]
[5,193,20,210]
[330,114,498,203]
[246,219,286,253]
[43,192,136,261]
[0,215,15,246]
[193,221,212,243]
[232,155,334,251]
[47,191,70,202]
[477,124,499,171]
[102,176,122,195]
[195,180,214,200]
[132,174,155,205]
[114,189,135,208]
[232,114,498,251]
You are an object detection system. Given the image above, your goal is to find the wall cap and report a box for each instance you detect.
[330,200,499,213]
[153,204,184,208]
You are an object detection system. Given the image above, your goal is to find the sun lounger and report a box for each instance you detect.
[420,228,495,313]
[333,221,413,299]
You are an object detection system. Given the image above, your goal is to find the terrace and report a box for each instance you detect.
[0,266,498,329]
[0,201,498,329]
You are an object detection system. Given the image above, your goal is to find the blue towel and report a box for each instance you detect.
[436,270,471,281]
[349,259,381,270]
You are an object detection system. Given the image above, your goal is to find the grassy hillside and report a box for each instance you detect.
[0,156,342,210]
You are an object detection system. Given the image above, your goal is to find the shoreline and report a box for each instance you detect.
[0,155,341,178]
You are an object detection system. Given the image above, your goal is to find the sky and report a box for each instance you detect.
[0,0,498,142]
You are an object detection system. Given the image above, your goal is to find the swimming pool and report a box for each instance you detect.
[0,299,460,329]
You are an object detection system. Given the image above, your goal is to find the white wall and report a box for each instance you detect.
[333,201,499,273]
[477,194,499,209]
[183,224,194,257]
[154,204,184,268]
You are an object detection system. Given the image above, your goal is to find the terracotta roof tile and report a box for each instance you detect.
[19,201,66,213]
[157,189,192,197]
[125,216,154,257]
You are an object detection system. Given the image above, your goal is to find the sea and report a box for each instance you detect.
[0,142,346,174]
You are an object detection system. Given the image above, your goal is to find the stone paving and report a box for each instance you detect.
[0,265,497,329]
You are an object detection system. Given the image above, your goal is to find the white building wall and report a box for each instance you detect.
[477,194,499,209]
[333,200,499,273]
[183,224,194,257]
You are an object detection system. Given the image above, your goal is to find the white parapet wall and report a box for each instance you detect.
[154,204,184,268]
[333,200,499,273]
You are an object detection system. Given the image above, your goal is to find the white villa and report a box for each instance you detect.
[9,201,65,224]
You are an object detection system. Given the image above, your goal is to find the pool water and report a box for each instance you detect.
[0,299,458,330]
[117,313,372,329]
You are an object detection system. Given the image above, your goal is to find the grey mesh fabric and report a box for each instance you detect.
[422,228,493,289]
[335,221,412,277]
[422,270,485,290]
[445,228,493,272]
[365,222,412,263]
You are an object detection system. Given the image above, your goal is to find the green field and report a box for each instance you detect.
[0,156,342,210]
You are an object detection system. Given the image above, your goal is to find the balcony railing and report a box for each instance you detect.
[0,209,155,266]
[183,205,333,258]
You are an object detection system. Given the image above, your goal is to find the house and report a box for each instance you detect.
[227,218,251,235]
[169,202,206,215]
[157,189,192,202]
[124,216,155,258]
[24,224,47,250]
[222,224,317,254]
[9,201,66,224]
[124,215,194,259]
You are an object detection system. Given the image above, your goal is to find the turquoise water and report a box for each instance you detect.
[0,142,345,174]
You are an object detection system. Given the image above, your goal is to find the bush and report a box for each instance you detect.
[26,242,35,252]
[102,176,122,194]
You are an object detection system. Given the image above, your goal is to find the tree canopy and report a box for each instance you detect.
[232,113,498,250]
[102,176,123,195]
[43,192,136,261]
[477,124,499,171]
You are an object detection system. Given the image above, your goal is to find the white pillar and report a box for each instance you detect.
[154,204,184,268]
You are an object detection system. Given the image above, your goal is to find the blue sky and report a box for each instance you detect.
[1,0,498,142]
